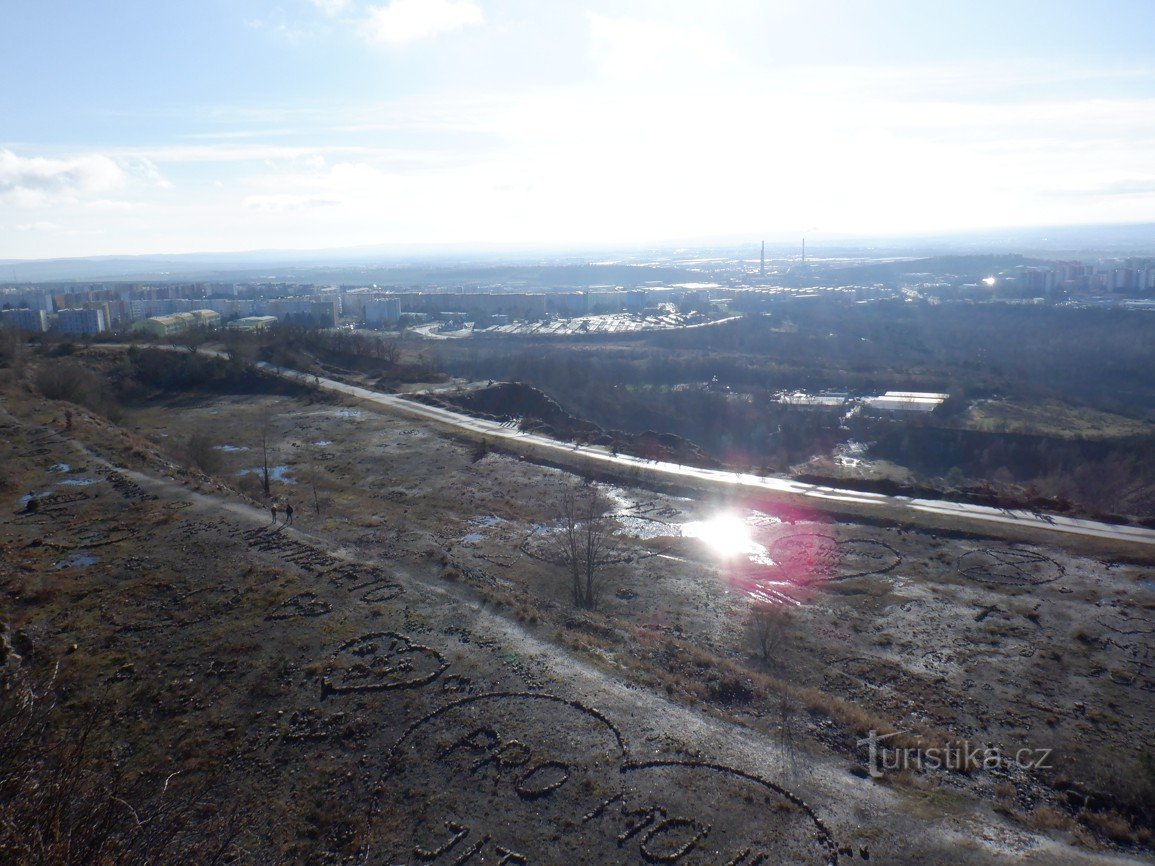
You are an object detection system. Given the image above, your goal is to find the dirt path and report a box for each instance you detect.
[92,344,1155,557]
[6,400,1148,864]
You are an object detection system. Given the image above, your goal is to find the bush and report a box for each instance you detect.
[34,360,99,402]
[34,360,121,420]
[747,603,794,667]
[186,433,223,475]
[0,664,244,864]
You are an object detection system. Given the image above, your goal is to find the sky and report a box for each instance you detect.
[2,0,1154,260]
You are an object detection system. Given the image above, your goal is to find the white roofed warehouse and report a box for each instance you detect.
[863,391,948,413]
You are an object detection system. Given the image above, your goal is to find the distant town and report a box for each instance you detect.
[3,249,1155,340]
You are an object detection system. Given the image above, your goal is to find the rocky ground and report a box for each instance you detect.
[1,372,1153,864]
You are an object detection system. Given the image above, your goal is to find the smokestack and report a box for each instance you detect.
[802,237,806,266]
[760,240,765,276]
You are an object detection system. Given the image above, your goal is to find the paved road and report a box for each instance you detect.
[98,344,1155,550]
[253,360,1155,551]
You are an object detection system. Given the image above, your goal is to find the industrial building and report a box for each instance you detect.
[776,391,848,409]
[863,391,948,413]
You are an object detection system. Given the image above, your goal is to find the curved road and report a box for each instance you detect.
[256,361,1155,552]
[100,345,1155,551]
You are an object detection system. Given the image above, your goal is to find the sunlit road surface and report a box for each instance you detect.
[257,361,1155,550]
[101,346,1155,550]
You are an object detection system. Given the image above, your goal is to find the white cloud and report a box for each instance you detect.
[361,0,482,45]
[244,194,341,211]
[0,149,125,205]
[84,199,143,212]
[310,0,349,14]
[129,157,174,190]
[586,13,732,82]
[7,56,1155,257]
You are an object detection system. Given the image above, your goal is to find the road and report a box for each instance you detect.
[254,360,1155,551]
[99,344,1155,551]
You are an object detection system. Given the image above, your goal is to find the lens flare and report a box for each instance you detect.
[682,514,757,559]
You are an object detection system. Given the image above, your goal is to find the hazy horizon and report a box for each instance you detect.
[3,1,1154,260]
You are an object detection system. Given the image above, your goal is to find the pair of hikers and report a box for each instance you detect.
[270,502,294,526]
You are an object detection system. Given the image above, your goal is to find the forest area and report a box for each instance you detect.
[11,301,1154,519]
[432,301,1155,519]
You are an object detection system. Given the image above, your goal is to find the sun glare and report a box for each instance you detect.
[682,514,756,559]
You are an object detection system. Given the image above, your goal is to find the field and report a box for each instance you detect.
[1,359,1153,864]
[961,399,1155,440]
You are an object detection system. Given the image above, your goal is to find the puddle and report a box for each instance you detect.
[213,444,250,453]
[601,487,681,539]
[1140,580,1155,593]
[677,509,830,604]
[49,463,71,473]
[615,514,677,540]
[55,554,97,570]
[59,478,98,486]
[335,409,362,419]
[313,440,333,447]
[602,487,636,512]
[682,515,776,565]
[461,516,507,544]
[237,465,297,484]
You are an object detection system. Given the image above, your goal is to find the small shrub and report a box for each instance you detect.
[1079,810,1137,844]
[186,432,223,475]
[0,663,243,863]
[1024,806,1073,832]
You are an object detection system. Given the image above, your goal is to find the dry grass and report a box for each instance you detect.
[964,399,1154,440]
[1078,809,1140,845]
[1022,805,1074,832]
[0,663,245,865]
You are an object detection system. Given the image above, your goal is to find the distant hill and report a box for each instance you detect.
[3,221,1152,283]
[0,251,699,286]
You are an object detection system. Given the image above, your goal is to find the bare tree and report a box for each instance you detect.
[221,330,256,368]
[186,431,222,475]
[298,437,323,515]
[258,409,275,498]
[559,484,613,610]
[747,602,793,668]
[379,340,400,365]
[182,324,210,354]
[0,327,27,375]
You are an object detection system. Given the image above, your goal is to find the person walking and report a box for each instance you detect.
[270,503,278,525]
[284,503,294,526]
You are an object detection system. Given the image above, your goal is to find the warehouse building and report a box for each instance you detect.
[863,391,948,413]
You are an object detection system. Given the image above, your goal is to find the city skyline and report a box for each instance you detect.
[3,0,1155,260]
